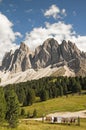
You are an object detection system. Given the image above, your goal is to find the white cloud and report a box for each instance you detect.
[44,4,67,19]
[44,4,60,19]
[61,9,67,16]
[15,32,22,38]
[24,21,86,52]
[0,13,22,60]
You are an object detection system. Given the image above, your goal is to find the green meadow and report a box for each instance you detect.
[0,119,86,130]
[0,94,86,130]
[23,95,86,117]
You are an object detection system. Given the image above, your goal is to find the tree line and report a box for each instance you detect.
[5,76,86,105]
[15,76,86,103]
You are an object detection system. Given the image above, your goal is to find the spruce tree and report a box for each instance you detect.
[16,87,25,104]
[5,88,20,128]
[59,86,63,97]
[40,89,49,101]
[23,89,35,106]
[76,82,82,94]
[0,87,6,122]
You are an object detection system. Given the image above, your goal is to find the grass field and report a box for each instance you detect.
[23,95,86,117]
[0,119,86,130]
[0,95,86,130]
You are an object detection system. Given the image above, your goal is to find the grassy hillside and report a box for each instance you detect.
[0,119,86,130]
[23,95,86,117]
[0,95,86,130]
[17,119,86,130]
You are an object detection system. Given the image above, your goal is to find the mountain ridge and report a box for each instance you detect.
[0,38,86,86]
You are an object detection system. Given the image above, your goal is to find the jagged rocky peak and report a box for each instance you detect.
[60,40,69,52]
[68,40,81,57]
[35,38,59,54]
[42,38,59,58]
[1,42,32,72]
[34,45,42,56]
[62,40,75,46]
[1,50,14,71]
[61,40,75,49]
[0,38,86,77]
[68,40,74,46]
[12,42,32,72]
[68,40,78,50]
[43,38,59,48]
[62,40,67,45]
[60,40,81,59]
[32,38,60,69]
[19,42,29,53]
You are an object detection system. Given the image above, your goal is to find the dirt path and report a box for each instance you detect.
[22,110,86,122]
[47,110,86,118]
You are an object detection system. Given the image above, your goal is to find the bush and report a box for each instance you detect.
[33,109,37,118]
[40,90,49,101]
[23,89,36,106]
[5,88,20,128]
[27,111,30,118]
[21,109,25,116]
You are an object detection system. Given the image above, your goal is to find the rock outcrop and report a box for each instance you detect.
[32,38,60,68]
[0,38,86,76]
[1,42,32,72]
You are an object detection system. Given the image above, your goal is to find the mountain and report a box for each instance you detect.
[0,38,86,86]
[1,42,32,72]
[32,38,59,68]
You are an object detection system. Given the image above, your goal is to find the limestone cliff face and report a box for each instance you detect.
[1,42,32,72]
[59,40,82,72]
[1,50,14,71]
[32,38,86,73]
[32,38,60,68]
[60,40,81,61]
[1,38,86,76]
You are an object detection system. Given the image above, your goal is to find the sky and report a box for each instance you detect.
[0,0,86,60]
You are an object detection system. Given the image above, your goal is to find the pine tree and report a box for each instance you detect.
[5,88,20,128]
[21,109,25,117]
[16,87,25,104]
[59,86,63,97]
[40,89,49,101]
[0,87,6,122]
[76,82,82,94]
[33,109,37,117]
[23,89,35,106]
